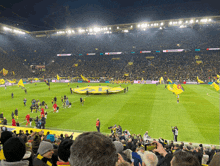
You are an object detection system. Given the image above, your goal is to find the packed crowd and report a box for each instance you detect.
[0,23,220,81]
[0,126,219,166]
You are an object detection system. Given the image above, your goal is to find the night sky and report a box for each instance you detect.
[1,0,219,31]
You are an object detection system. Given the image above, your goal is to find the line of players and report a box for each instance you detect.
[3,93,85,129]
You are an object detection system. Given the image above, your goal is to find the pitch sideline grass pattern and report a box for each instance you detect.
[0,83,218,144]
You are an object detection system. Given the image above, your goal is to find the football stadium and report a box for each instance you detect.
[0,1,220,166]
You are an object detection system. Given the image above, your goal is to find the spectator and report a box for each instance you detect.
[33,141,54,166]
[69,132,117,166]
[142,151,158,166]
[57,139,74,165]
[209,152,220,166]
[2,137,29,166]
[137,146,145,160]
[131,145,142,166]
[171,150,200,166]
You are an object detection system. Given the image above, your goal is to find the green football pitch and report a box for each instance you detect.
[0,83,219,145]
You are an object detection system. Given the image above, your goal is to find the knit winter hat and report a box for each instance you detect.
[1,131,13,145]
[113,141,124,153]
[3,137,26,162]
[58,139,74,162]
[37,141,53,155]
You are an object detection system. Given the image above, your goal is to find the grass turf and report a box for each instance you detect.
[0,82,219,144]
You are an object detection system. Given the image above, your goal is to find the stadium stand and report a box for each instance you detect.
[0,17,220,165]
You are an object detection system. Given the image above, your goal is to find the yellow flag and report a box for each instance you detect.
[34,78,39,81]
[159,77,164,84]
[3,68,8,76]
[217,74,220,78]
[217,79,220,84]
[57,74,60,80]
[197,76,204,84]
[210,82,219,91]
[0,79,5,85]
[167,85,175,93]
[80,75,88,82]
[7,79,16,84]
[167,78,172,83]
[173,84,184,95]
[17,79,24,87]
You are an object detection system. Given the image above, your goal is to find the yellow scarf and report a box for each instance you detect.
[37,154,52,166]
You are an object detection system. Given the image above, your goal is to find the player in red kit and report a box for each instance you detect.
[53,103,57,113]
[41,107,45,118]
[26,114,30,126]
[12,118,16,126]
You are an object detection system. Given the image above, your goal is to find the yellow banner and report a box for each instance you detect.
[124,73,129,76]
[112,58,120,60]
[210,82,219,91]
[3,68,8,76]
[197,76,204,83]
[128,62,133,65]
[80,75,88,82]
[167,78,172,83]
[0,79,5,85]
[73,64,78,67]
[196,60,203,64]
[173,84,184,95]
[73,86,124,94]
[7,79,16,83]
[146,56,154,59]
[159,77,164,84]
[57,74,60,80]
[18,79,24,87]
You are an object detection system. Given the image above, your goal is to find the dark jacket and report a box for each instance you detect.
[3,119,7,125]
[33,154,54,166]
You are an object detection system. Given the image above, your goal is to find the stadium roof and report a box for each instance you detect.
[1,16,220,37]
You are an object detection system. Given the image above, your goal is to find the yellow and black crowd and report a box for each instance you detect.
[0,126,219,166]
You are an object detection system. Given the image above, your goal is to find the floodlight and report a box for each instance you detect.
[94,27,100,32]
[154,23,157,26]
[124,30,129,33]
[130,25,133,28]
[200,19,207,23]
[151,24,153,26]
[159,27,162,30]
[169,22,173,25]
[3,27,12,31]
[178,21,182,24]
[208,19,212,21]
[13,29,25,34]
[78,29,85,33]
[185,20,188,23]
[117,27,119,29]
[109,27,111,30]
[190,20,194,23]
[67,30,72,34]
[72,30,75,33]
[161,23,164,26]
[141,24,145,28]
[196,20,199,23]
[137,24,140,28]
